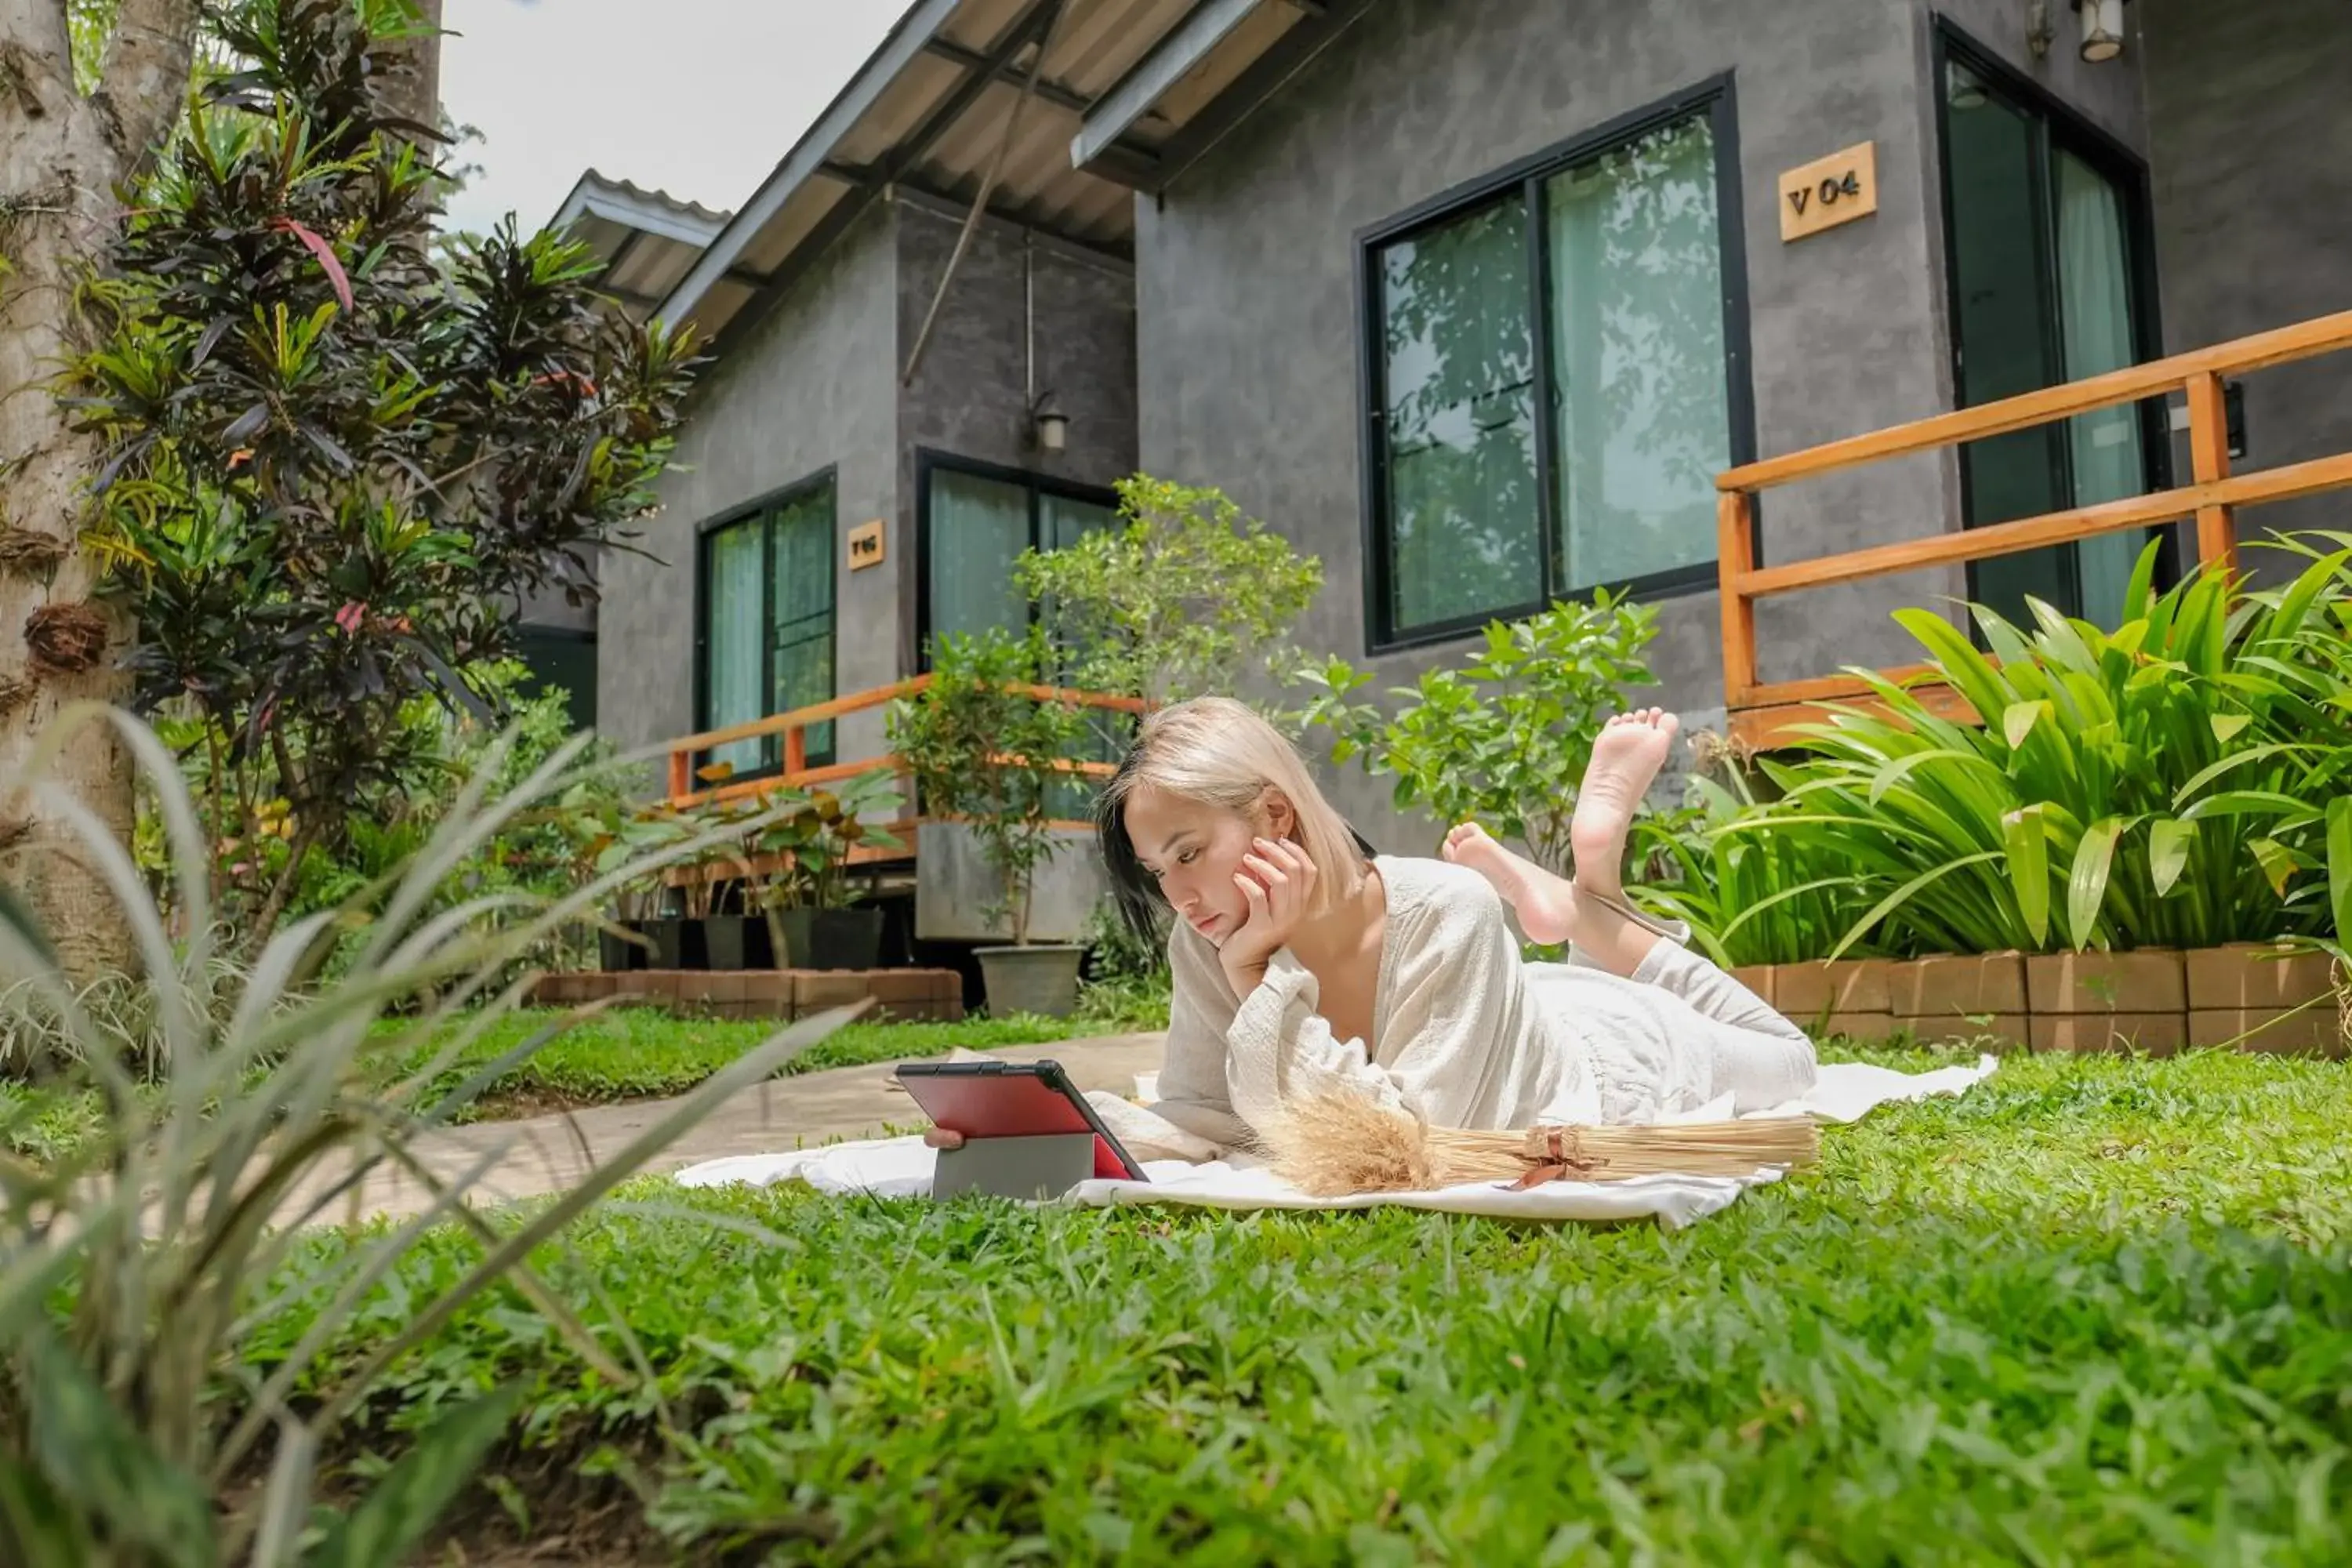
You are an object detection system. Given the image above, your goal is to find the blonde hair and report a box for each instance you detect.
[1094,696,1372,946]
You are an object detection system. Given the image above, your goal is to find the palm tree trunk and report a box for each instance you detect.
[0,0,202,978]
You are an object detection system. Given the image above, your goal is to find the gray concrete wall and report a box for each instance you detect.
[1135,0,2171,846]
[2142,0,2352,574]
[597,201,903,763]
[895,194,1141,665]
[894,194,1141,941]
[1138,0,1978,844]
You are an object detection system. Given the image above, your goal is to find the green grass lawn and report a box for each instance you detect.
[250,1044,2352,1564]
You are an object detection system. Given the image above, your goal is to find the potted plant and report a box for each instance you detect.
[669,794,768,971]
[891,626,1091,1017]
[589,806,697,969]
[752,771,902,971]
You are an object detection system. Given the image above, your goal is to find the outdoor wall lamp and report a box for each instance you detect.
[2074,0,2128,64]
[1030,395,1069,454]
[2026,0,2056,59]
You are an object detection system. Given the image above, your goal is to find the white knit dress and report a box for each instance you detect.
[1112,855,1817,1160]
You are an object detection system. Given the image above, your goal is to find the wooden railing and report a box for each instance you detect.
[660,674,1148,823]
[1717,309,2352,749]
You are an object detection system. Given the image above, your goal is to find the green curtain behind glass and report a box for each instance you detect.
[927,470,1032,653]
[1546,113,1727,589]
[771,485,836,765]
[2055,147,2148,630]
[1038,492,1121,817]
[704,518,768,776]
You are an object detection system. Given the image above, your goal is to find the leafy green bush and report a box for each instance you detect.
[132,659,637,981]
[1012,474,1323,706]
[1646,538,2352,963]
[68,0,694,949]
[0,699,848,1564]
[890,627,1090,946]
[1634,768,1883,968]
[1074,898,1173,1033]
[1296,592,1660,866]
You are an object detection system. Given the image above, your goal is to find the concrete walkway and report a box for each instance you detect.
[282,1033,1168,1225]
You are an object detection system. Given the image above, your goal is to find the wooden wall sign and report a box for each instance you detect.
[1779,141,1878,242]
[847,519,886,571]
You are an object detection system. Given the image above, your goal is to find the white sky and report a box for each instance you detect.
[437,0,912,238]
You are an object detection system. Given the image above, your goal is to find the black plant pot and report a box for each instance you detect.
[638,917,690,971]
[597,925,641,973]
[770,907,885,971]
[699,914,773,971]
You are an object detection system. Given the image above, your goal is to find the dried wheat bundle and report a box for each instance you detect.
[1262,1091,1820,1197]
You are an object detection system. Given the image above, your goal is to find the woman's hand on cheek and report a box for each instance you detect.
[1217,837,1316,993]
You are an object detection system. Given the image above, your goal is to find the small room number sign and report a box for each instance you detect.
[1778,141,1878,242]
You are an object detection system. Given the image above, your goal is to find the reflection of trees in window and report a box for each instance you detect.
[1371,107,1733,642]
[1381,194,1541,634]
[1548,115,1726,589]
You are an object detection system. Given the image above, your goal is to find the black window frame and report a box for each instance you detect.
[1928,18,2178,617]
[690,466,840,782]
[1354,74,1756,655]
[913,448,1122,666]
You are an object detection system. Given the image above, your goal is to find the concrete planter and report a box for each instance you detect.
[2024,949,2189,1054]
[2025,949,2187,1016]
[2185,944,2345,1057]
[1733,942,2343,1057]
[530,967,966,1023]
[977,944,1087,1019]
[1777,957,1895,1018]
[1892,951,2030,1051]
[769,907,885,972]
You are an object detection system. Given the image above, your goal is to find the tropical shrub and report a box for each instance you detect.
[130,661,634,979]
[1011,474,1323,706]
[1632,771,1883,969]
[0,703,848,1564]
[1652,538,2352,964]
[889,627,1090,945]
[745,771,905,913]
[66,0,695,948]
[1295,593,1661,867]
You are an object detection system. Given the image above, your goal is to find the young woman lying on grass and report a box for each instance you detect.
[933,699,1818,1163]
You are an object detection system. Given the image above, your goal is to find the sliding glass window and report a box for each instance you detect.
[918,456,1118,656]
[1364,86,1744,648]
[1938,31,2164,630]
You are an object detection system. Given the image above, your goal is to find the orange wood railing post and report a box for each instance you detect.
[2185,369,2241,579]
[782,723,808,779]
[1717,488,1759,707]
[666,748,691,808]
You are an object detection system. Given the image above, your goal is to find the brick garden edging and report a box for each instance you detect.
[529,968,965,1024]
[1730,943,2345,1057]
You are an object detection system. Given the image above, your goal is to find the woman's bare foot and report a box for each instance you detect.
[1569,709,1679,903]
[1442,822,1577,946]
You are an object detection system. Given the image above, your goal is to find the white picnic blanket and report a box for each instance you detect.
[677,1056,1998,1229]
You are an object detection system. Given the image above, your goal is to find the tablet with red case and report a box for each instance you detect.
[893,1059,1149,1181]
